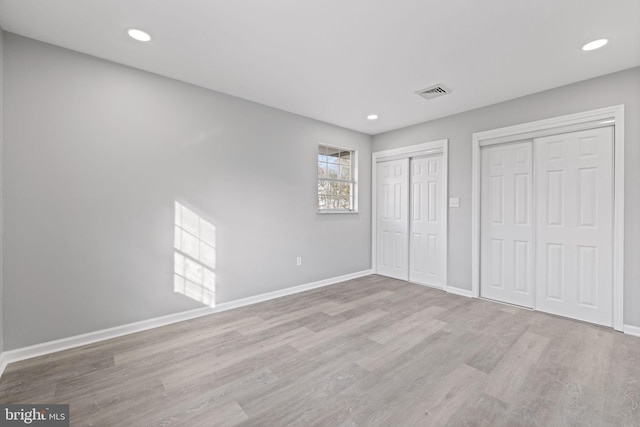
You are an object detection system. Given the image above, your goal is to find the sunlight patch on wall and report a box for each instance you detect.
[174,202,216,306]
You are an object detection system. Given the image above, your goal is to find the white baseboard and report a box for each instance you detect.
[446,286,474,298]
[0,352,5,380]
[623,324,640,338]
[0,269,372,378]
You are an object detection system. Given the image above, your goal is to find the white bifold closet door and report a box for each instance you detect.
[409,155,445,287]
[376,159,409,280]
[480,127,613,326]
[534,127,613,326]
[480,141,535,307]
[376,155,445,286]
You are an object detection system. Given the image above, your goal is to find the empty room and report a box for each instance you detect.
[0,0,639,425]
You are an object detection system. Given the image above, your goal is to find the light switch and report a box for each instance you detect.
[449,197,460,208]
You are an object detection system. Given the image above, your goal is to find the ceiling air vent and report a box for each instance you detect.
[416,84,450,100]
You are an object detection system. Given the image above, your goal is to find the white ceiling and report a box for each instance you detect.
[1,0,639,135]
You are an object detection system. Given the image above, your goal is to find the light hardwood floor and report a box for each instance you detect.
[1,275,639,426]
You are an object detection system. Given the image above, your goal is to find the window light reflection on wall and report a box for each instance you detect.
[174,202,216,306]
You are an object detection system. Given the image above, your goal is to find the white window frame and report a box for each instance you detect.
[317,144,358,214]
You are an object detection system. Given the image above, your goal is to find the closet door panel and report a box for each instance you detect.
[480,141,534,308]
[534,127,613,326]
[376,159,409,280]
[409,155,445,287]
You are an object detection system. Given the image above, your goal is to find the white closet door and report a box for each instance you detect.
[376,159,409,280]
[480,141,534,308]
[535,127,613,326]
[409,155,445,287]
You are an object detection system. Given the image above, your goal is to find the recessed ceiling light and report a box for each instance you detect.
[127,28,151,42]
[582,38,608,51]
[367,114,379,121]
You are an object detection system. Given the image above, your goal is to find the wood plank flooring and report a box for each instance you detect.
[1,275,639,426]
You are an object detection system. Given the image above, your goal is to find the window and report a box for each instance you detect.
[318,144,357,212]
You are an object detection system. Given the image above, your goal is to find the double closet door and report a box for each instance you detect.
[376,154,446,288]
[480,127,614,326]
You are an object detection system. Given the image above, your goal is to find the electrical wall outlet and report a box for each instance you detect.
[296,256,302,266]
[449,197,460,208]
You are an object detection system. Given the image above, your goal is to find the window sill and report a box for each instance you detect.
[317,210,359,215]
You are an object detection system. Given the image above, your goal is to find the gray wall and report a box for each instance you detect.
[0,27,4,353]
[3,34,372,350]
[373,66,640,326]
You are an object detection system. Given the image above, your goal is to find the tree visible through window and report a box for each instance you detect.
[318,144,357,212]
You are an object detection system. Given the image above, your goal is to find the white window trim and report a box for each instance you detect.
[317,144,358,214]
[471,105,625,331]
